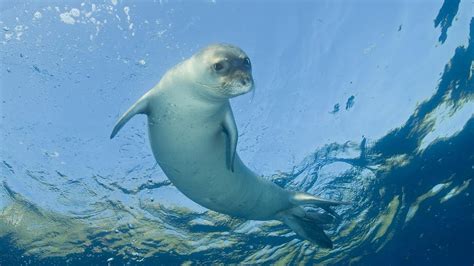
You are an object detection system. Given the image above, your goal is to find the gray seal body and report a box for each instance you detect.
[111,44,346,248]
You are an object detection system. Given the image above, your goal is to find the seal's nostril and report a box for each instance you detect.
[241,77,252,86]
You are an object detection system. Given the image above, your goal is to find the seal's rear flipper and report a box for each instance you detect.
[289,192,349,220]
[110,92,151,139]
[281,209,333,248]
[279,192,350,247]
[290,192,350,208]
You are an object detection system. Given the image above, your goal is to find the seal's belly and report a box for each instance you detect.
[147,116,290,219]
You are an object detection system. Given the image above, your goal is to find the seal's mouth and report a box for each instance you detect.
[197,77,254,99]
[222,78,254,97]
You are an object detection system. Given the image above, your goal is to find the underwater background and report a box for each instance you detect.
[0,0,473,265]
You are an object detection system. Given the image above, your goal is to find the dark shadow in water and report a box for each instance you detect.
[373,18,473,159]
[434,0,461,43]
[352,18,474,266]
[345,95,355,110]
[357,118,473,266]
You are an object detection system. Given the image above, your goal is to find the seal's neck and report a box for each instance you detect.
[159,63,229,114]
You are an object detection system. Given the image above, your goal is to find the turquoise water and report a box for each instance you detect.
[0,0,473,264]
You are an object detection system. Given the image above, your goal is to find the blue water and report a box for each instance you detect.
[0,0,473,265]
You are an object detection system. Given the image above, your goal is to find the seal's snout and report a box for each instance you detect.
[233,70,253,87]
[235,73,254,89]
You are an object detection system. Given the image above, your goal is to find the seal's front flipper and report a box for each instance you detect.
[222,108,238,172]
[110,92,151,139]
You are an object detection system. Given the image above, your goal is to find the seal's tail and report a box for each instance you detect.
[280,192,349,248]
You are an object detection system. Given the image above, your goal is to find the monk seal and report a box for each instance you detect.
[110,44,346,248]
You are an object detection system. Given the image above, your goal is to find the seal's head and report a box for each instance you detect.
[191,44,254,99]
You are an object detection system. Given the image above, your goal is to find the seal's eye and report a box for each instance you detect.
[243,58,251,68]
[213,62,224,72]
